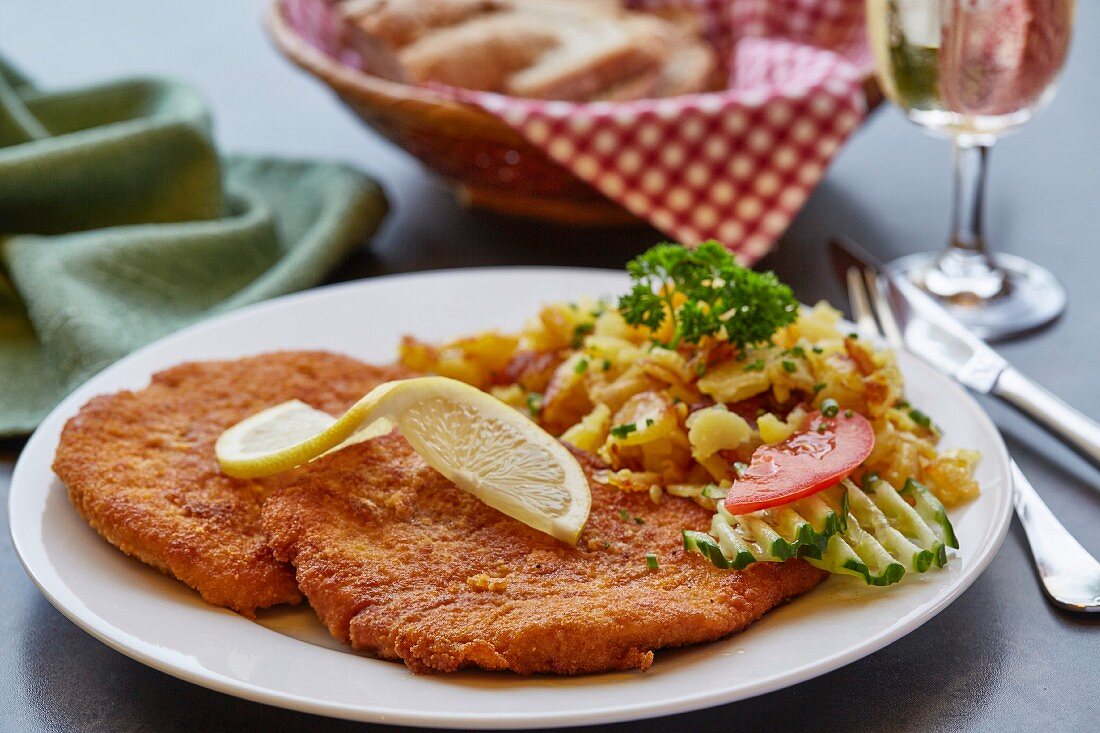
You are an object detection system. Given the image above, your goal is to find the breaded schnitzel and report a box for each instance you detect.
[264,432,827,674]
[53,352,412,617]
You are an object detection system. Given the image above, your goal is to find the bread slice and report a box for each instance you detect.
[654,31,718,97]
[337,0,509,82]
[337,0,716,100]
[339,0,508,48]
[505,7,669,100]
[398,14,561,90]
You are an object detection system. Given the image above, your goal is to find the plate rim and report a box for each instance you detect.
[9,267,1014,728]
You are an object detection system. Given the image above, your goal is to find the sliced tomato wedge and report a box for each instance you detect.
[723,409,874,515]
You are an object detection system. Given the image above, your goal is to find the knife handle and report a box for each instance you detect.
[993,367,1100,470]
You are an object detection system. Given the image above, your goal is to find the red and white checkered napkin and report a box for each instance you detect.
[447,0,873,264]
[286,0,873,264]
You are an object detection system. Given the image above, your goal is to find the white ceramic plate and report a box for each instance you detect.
[9,269,1013,729]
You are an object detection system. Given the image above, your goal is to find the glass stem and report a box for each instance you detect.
[925,137,1007,300]
[950,137,990,255]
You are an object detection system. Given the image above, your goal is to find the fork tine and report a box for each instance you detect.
[846,266,880,341]
[864,269,904,349]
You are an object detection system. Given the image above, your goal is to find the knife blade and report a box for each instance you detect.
[830,236,1100,470]
[884,263,1009,393]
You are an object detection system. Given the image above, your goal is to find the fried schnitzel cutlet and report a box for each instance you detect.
[53,351,412,616]
[263,432,828,674]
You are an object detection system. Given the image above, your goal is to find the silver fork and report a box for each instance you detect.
[846,267,1100,613]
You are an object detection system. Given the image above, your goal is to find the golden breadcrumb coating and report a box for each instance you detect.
[53,351,412,616]
[264,433,827,674]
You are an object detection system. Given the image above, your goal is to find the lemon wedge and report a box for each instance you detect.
[215,377,591,544]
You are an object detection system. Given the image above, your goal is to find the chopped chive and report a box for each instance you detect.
[618,508,645,525]
[909,408,932,429]
[743,359,766,372]
[848,332,859,339]
[896,400,910,409]
[781,360,797,373]
[812,346,824,354]
[645,553,659,571]
[844,408,854,418]
[610,423,638,438]
[821,398,840,418]
[645,418,655,427]
[817,422,828,433]
[525,392,542,417]
[574,358,589,374]
[602,359,612,372]
[789,346,806,358]
[695,361,708,377]
[813,383,827,393]
[571,322,594,348]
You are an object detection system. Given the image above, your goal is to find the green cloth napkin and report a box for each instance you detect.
[0,57,388,437]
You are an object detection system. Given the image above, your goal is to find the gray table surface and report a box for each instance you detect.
[3,2,1099,731]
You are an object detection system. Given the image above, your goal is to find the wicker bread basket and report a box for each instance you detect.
[267,0,879,226]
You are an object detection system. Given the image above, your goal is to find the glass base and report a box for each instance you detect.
[889,251,1066,341]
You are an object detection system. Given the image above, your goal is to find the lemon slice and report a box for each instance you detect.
[215,377,591,544]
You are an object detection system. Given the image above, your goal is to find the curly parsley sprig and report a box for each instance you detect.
[618,242,798,350]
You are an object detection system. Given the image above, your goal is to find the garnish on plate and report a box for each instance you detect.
[618,241,799,350]
[215,376,592,545]
[398,241,980,589]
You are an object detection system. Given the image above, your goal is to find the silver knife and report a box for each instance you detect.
[831,237,1100,471]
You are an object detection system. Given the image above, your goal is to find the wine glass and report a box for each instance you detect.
[865,0,1076,339]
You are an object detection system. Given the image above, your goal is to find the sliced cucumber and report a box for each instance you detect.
[768,506,818,558]
[667,483,725,512]
[805,531,903,586]
[741,514,792,560]
[683,476,959,587]
[702,484,727,501]
[839,518,907,586]
[864,478,947,568]
[682,530,733,569]
[846,480,935,573]
[792,493,847,534]
[815,484,851,530]
[901,478,959,549]
[715,501,839,563]
[709,518,758,569]
[808,533,869,582]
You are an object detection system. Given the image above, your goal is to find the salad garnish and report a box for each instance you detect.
[618,241,798,350]
[395,241,982,587]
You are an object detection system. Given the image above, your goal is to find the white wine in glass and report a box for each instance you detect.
[866,0,1075,339]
